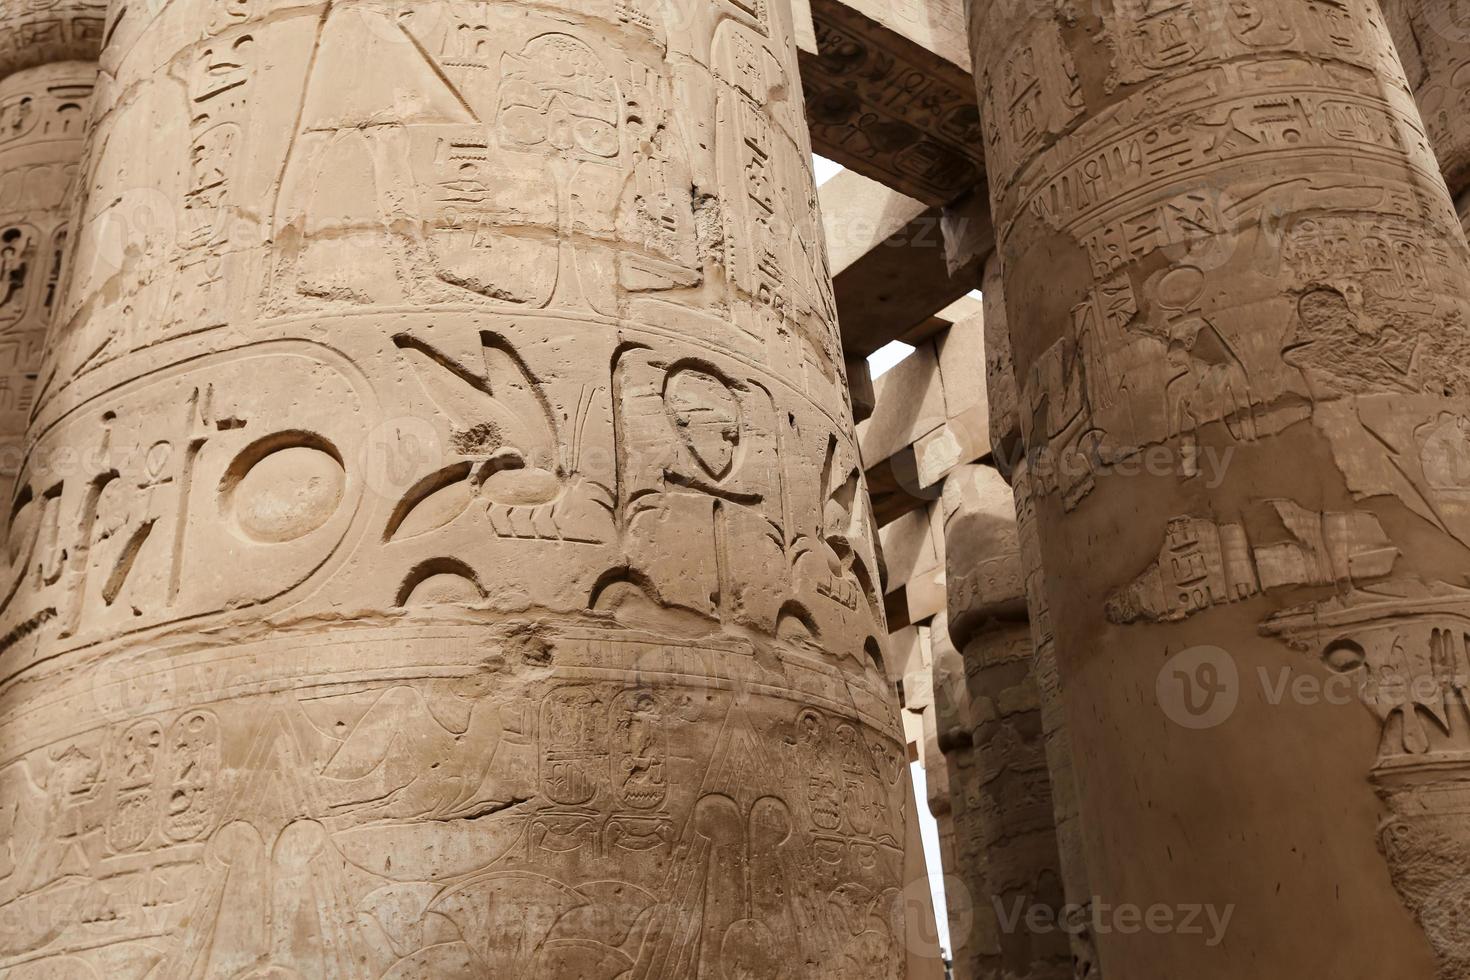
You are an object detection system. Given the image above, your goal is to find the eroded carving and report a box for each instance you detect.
[0,2,906,977]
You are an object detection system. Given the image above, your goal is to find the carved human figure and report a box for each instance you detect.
[0,1,904,977]
[967,0,1470,974]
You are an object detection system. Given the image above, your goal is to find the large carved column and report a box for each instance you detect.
[1385,0,1470,230]
[0,2,909,977]
[941,462,1071,980]
[969,0,1470,974]
[985,254,1100,980]
[0,2,101,524]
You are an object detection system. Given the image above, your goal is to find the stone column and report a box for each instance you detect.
[0,2,909,976]
[1385,0,1470,231]
[941,462,1071,980]
[986,253,1101,979]
[969,0,1470,974]
[0,2,101,529]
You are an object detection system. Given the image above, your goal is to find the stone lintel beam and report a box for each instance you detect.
[822,168,992,357]
[792,0,985,206]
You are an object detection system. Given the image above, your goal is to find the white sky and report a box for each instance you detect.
[869,341,916,379]
[910,761,952,958]
[866,290,984,379]
[814,153,846,186]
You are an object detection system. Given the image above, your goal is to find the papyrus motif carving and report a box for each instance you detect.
[0,1,905,977]
[969,0,1470,973]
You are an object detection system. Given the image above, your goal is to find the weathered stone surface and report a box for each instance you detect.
[956,621,1072,980]
[0,0,104,81]
[859,340,949,469]
[0,2,914,976]
[1011,456,1098,979]
[937,462,1076,980]
[943,464,1026,644]
[981,253,1020,475]
[0,61,91,514]
[1386,0,1470,199]
[968,0,1470,974]
[795,0,982,206]
[979,247,1099,977]
[915,307,990,489]
[821,168,986,357]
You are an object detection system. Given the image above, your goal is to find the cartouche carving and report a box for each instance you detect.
[968,0,1470,973]
[0,1,907,977]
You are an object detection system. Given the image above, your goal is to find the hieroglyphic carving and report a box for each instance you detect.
[0,0,105,81]
[0,62,91,524]
[1386,0,1470,200]
[971,0,1470,972]
[800,0,984,206]
[940,463,1076,980]
[1107,503,1400,624]
[0,0,906,976]
[1264,583,1470,979]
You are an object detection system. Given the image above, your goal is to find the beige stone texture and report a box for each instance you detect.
[858,339,948,467]
[915,308,990,490]
[935,305,985,417]
[0,61,91,514]
[794,0,980,205]
[942,463,1027,642]
[1010,456,1098,978]
[0,0,104,80]
[902,563,947,628]
[0,1,918,976]
[1387,0,1470,199]
[968,0,1470,974]
[981,253,1019,474]
[940,462,1077,980]
[820,168,983,358]
[888,621,927,684]
[880,505,941,597]
[956,622,1072,980]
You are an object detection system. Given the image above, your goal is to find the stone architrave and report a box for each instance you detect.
[0,61,93,516]
[1385,0,1470,229]
[940,462,1074,980]
[968,0,1470,974]
[0,2,912,976]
